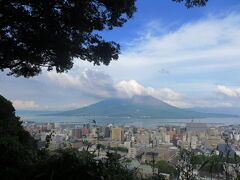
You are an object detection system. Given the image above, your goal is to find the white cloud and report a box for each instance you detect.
[47,69,116,98]
[60,103,88,110]
[114,81,234,109]
[115,80,183,100]
[165,100,233,108]
[40,103,88,110]
[115,80,150,97]
[137,13,240,65]
[47,69,240,108]
[12,100,88,110]
[12,100,39,109]
[90,13,240,81]
[48,69,183,100]
[216,85,240,97]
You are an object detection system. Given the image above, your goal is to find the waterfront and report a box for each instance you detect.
[18,111,240,128]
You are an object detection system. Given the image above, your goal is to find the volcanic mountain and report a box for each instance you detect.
[57,95,236,119]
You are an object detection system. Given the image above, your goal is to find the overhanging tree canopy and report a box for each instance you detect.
[173,0,208,8]
[0,0,207,77]
[0,0,136,77]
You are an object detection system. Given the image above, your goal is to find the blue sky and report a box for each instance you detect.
[1,0,240,110]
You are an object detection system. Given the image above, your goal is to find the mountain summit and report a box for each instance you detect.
[58,95,236,118]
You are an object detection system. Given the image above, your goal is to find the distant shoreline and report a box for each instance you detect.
[18,112,240,128]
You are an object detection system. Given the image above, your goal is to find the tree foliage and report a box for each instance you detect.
[107,146,129,153]
[31,149,138,180]
[156,160,176,176]
[0,0,136,77]
[176,149,201,180]
[172,0,208,8]
[0,95,38,179]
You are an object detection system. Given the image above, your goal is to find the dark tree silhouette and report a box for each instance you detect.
[0,95,37,179]
[0,0,208,77]
[173,0,208,8]
[0,0,136,77]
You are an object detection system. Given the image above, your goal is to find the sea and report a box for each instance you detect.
[17,111,240,128]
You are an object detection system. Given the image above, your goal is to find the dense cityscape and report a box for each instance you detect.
[23,120,240,179]
[2,0,240,179]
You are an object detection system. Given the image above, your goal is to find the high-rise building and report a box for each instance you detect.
[164,134,171,144]
[111,127,123,141]
[104,127,111,138]
[71,128,82,139]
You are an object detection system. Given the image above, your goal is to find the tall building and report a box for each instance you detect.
[104,127,111,138]
[164,134,171,144]
[71,128,82,139]
[111,127,123,141]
